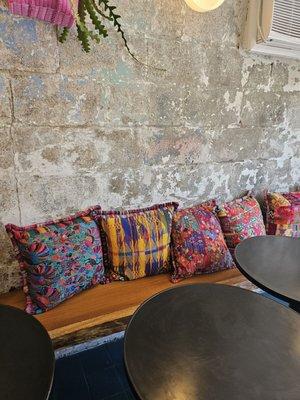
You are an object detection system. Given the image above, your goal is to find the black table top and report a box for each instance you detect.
[235,236,300,304]
[0,305,54,400]
[124,284,300,400]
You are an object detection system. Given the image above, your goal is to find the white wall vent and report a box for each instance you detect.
[243,0,300,60]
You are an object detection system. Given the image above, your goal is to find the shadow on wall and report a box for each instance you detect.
[0,223,19,292]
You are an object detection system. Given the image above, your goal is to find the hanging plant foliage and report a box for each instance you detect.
[59,0,137,59]
[4,0,164,69]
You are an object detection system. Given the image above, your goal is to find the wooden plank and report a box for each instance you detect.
[52,316,131,350]
[49,306,138,339]
[0,269,244,338]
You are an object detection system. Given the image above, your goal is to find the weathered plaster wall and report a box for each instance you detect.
[0,0,299,292]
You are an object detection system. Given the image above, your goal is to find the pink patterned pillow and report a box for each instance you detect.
[216,195,266,254]
[265,191,300,237]
[5,206,107,314]
[171,203,234,283]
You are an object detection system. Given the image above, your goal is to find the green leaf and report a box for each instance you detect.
[58,27,70,43]
[77,23,91,52]
[84,0,108,38]
[77,0,91,52]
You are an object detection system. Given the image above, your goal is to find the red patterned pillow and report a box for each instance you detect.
[265,191,300,237]
[216,195,266,254]
[5,206,107,314]
[196,199,217,212]
[171,203,234,283]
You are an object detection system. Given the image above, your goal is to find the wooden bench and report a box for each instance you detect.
[0,269,249,349]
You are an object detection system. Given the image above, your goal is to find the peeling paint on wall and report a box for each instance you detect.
[0,0,299,292]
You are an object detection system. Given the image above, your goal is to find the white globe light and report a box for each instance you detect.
[184,0,225,12]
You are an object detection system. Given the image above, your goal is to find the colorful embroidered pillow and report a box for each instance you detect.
[216,195,266,255]
[265,191,300,237]
[195,199,217,212]
[5,207,106,314]
[98,203,178,281]
[171,203,234,283]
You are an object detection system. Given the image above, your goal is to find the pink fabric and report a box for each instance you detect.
[8,0,75,28]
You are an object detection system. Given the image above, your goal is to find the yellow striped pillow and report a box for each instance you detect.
[99,203,178,280]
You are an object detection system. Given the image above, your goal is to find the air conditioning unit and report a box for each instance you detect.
[243,0,300,60]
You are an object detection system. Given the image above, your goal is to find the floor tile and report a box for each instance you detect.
[51,355,91,400]
[106,390,136,400]
[86,365,124,399]
[49,339,136,400]
[125,389,139,400]
[80,344,113,373]
[105,339,125,365]
[115,362,131,391]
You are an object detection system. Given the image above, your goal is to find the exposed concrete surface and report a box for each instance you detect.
[0,0,299,292]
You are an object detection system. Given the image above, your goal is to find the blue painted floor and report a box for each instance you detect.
[49,291,289,400]
[49,338,138,400]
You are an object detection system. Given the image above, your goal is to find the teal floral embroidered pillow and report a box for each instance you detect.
[6,206,107,314]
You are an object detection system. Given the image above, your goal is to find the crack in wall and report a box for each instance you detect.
[8,77,22,225]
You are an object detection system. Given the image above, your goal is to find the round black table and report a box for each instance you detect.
[124,284,300,400]
[0,305,55,400]
[235,236,300,312]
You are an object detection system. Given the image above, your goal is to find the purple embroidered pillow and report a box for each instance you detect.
[5,206,107,314]
[171,203,234,283]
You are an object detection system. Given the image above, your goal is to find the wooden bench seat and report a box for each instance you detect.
[0,269,248,348]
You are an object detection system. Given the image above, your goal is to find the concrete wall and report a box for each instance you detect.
[0,0,299,292]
